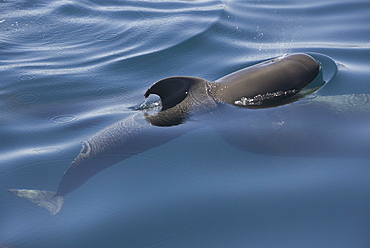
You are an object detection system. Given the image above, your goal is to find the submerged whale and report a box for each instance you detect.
[10,53,367,215]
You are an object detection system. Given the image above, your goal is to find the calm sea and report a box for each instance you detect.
[1,0,370,247]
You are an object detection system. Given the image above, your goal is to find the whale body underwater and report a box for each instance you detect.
[8,53,370,215]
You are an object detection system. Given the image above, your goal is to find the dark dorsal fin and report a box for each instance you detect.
[144,77,196,111]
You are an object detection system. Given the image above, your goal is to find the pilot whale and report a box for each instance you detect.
[10,53,362,215]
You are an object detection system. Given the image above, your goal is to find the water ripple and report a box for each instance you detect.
[18,75,36,81]
[94,33,120,42]
[51,115,78,124]
[13,92,41,104]
[1,0,224,78]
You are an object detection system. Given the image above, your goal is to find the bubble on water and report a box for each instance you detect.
[18,75,36,81]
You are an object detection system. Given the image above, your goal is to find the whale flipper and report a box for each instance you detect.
[7,189,63,215]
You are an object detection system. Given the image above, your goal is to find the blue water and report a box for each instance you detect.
[1,0,370,247]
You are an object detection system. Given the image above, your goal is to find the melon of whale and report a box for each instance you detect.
[10,53,364,216]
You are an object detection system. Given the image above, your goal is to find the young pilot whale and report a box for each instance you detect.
[9,53,357,215]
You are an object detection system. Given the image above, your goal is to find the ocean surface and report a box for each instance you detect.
[1,0,370,247]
